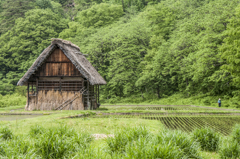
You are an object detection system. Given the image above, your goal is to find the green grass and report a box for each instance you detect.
[1,113,162,136]
[0,99,240,158]
[0,119,239,158]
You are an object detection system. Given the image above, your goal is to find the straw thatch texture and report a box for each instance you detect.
[26,90,84,111]
[17,38,107,86]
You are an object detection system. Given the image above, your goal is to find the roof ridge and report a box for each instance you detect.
[51,38,80,51]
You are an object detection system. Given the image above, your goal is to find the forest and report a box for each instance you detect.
[1,0,240,106]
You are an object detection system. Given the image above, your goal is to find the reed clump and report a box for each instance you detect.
[218,124,240,158]
[158,130,201,158]
[192,127,220,151]
[106,127,201,158]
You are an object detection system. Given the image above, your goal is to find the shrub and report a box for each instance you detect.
[0,94,26,107]
[0,127,13,140]
[219,138,240,159]
[192,127,219,151]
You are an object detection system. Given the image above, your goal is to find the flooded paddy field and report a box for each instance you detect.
[0,114,42,121]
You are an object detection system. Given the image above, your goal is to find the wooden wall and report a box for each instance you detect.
[36,48,82,76]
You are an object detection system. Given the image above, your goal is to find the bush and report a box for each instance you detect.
[219,138,240,159]
[0,94,26,107]
[192,127,219,151]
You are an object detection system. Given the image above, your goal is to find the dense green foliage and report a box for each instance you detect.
[0,94,25,107]
[1,0,240,106]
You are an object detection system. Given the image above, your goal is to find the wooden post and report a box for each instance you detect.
[32,82,33,93]
[59,78,62,91]
[121,0,125,12]
[98,85,100,104]
[36,78,38,108]
[87,81,90,110]
[27,82,29,108]
[92,85,94,110]
[82,79,84,110]
[94,85,96,110]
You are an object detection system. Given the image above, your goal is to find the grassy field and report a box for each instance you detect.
[0,105,239,158]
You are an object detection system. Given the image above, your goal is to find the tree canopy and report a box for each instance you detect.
[1,0,240,102]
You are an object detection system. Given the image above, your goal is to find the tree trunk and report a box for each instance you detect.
[121,0,125,12]
[157,85,160,99]
[141,89,144,99]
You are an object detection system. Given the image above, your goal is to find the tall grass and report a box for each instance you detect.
[218,124,240,158]
[158,130,201,158]
[106,126,149,154]
[106,127,202,158]
[125,137,184,159]
[0,127,13,140]
[0,125,93,159]
[192,127,219,151]
[231,124,240,144]
[2,124,240,158]
[219,138,240,159]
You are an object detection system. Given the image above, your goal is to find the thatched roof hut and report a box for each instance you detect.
[17,39,106,111]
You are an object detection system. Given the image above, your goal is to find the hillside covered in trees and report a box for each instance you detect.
[1,0,240,106]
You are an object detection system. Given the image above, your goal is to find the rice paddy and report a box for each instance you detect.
[96,105,240,135]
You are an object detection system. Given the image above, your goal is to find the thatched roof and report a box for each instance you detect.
[17,38,107,86]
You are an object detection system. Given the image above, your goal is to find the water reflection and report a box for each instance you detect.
[0,115,42,121]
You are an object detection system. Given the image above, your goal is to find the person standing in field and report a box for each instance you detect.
[218,98,221,107]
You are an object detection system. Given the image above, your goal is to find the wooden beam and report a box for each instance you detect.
[59,78,62,91]
[98,85,99,104]
[36,78,38,106]
[27,82,29,108]
[87,81,90,110]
